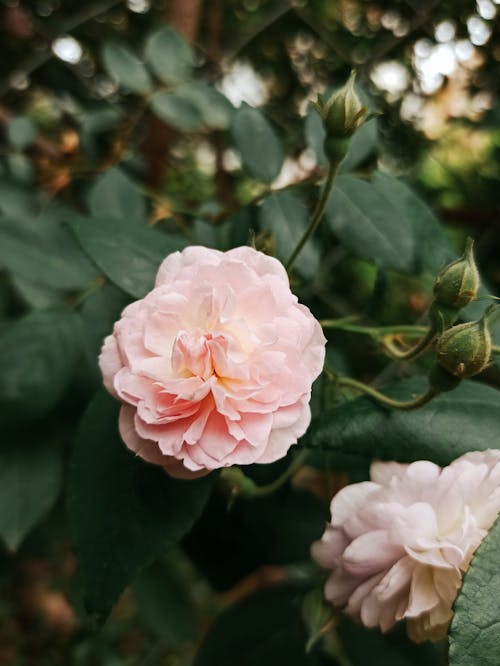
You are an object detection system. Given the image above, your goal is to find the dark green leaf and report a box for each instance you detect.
[68,391,214,618]
[339,617,445,666]
[303,378,500,467]
[0,309,81,426]
[88,167,146,223]
[102,42,152,95]
[326,174,416,273]
[449,516,500,666]
[70,217,187,298]
[144,26,195,85]
[174,82,233,129]
[7,116,37,150]
[150,91,205,131]
[132,555,197,645]
[259,190,319,279]
[0,442,63,551]
[0,216,98,290]
[231,105,284,183]
[371,172,453,272]
[193,585,320,666]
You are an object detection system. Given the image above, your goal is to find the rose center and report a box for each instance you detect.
[171,330,229,380]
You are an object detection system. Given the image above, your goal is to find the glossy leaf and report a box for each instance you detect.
[70,217,186,298]
[88,167,146,223]
[231,105,284,183]
[150,91,205,131]
[68,391,214,619]
[371,171,453,272]
[449,516,500,666]
[102,43,152,95]
[326,174,416,273]
[259,190,319,279]
[0,216,98,290]
[174,82,233,129]
[0,442,62,551]
[144,26,195,85]
[302,378,500,467]
[132,556,197,645]
[0,309,82,426]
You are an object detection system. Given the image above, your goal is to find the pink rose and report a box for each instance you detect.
[311,450,500,642]
[99,246,326,479]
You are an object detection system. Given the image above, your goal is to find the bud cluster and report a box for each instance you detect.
[427,240,497,392]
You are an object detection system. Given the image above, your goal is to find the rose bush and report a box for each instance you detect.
[99,245,326,478]
[312,450,500,642]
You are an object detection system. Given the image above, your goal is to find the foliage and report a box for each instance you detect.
[0,0,499,664]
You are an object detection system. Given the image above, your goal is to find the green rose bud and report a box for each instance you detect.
[435,306,495,379]
[322,71,368,139]
[428,363,462,393]
[433,237,480,309]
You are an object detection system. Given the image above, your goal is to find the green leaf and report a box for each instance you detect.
[70,217,187,298]
[7,116,37,150]
[303,378,500,467]
[231,105,285,183]
[150,91,205,131]
[326,174,416,273]
[174,82,233,129]
[0,442,63,551]
[132,555,197,645]
[339,617,445,666]
[88,167,146,223]
[371,172,453,272]
[0,309,82,426]
[193,585,320,666]
[449,516,500,666]
[259,190,319,279]
[0,216,98,290]
[144,26,195,85]
[102,42,152,95]
[68,391,214,618]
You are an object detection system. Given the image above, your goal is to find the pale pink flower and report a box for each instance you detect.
[99,246,326,479]
[312,450,500,642]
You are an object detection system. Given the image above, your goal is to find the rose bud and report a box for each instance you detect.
[433,237,480,310]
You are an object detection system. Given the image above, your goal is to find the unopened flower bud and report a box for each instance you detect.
[428,363,462,393]
[322,72,368,140]
[435,306,495,379]
[433,238,480,309]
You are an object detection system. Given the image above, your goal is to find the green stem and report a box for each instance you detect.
[251,449,310,497]
[492,345,500,354]
[285,164,338,272]
[335,375,440,411]
[320,319,429,338]
[380,327,437,361]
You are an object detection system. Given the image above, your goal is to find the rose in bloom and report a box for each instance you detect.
[99,246,326,479]
[312,450,500,642]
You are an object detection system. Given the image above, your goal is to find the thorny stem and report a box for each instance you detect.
[334,375,440,411]
[285,164,338,272]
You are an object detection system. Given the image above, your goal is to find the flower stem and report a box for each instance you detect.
[380,327,437,360]
[251,449,310,497]
[334,375,440,411]
[285,164,338,272]
[320,318,429,338]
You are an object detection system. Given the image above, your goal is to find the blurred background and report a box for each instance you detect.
[0,0,499,664]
